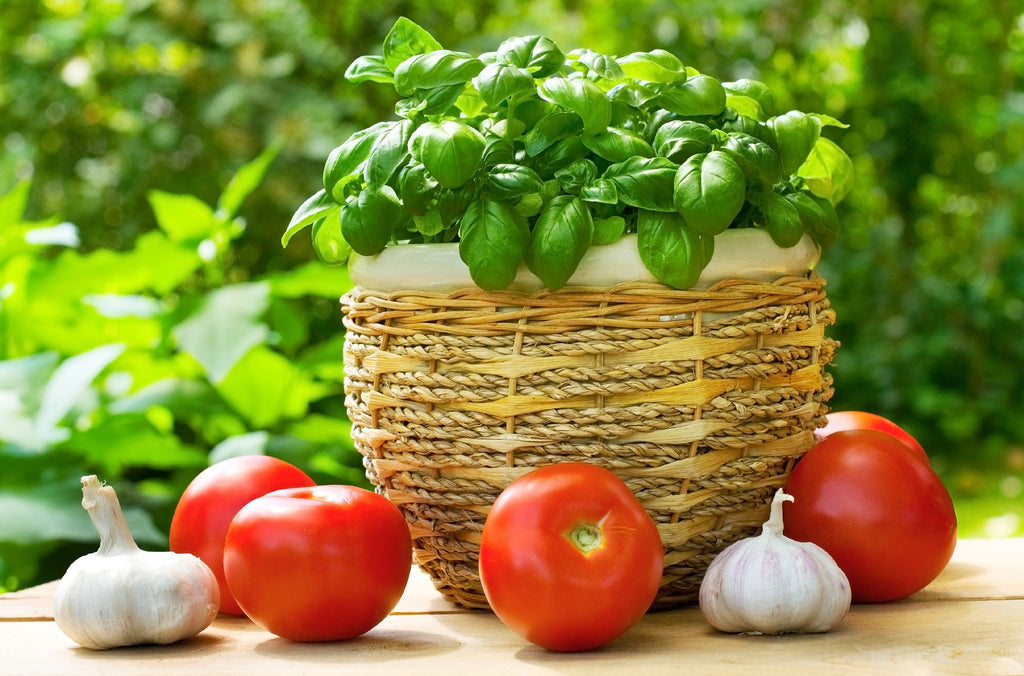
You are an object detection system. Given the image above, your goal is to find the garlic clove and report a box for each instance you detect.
[53,476,220,650]
[698,489,851,634]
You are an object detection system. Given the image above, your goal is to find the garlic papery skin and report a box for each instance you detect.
[53,475,220,650]
[698,489,851,635]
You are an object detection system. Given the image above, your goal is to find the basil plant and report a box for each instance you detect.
[285,17,854,291]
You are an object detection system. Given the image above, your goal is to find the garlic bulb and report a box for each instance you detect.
[698,489,851,634]
[53,475,220,649]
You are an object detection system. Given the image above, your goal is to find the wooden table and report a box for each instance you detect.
[2,538,1022,675]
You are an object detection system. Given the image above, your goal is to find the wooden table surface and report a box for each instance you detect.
[2,538,1022,675]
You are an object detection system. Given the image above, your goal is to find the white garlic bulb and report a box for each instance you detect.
[699,489,851,634]
[53,475,220,650]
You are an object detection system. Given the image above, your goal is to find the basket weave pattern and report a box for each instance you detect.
[342,273,838,609]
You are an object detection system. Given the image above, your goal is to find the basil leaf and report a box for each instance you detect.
[393,51,484,97]
[474,62,536,108]
[593,215,626,244]
[459,197,530,290]
[721,132,782,187]
[617,50,686,83]
[785,190,839,249]
[653,120,715,163]
[526,195,594,289]
[396,162,437,216]
[344,55,393,85]
[524,112,582,157]
[767,110,822,176]
[533,136,590,175]
[364,119,414,188]
[656,74,727,117]
[607,81,660,108]
[574,48,626,82]
[722,79,776,117]
[322,122,391,199]
[497,35,564,78]
[395,82,464,118]
[580,178,618,205]
[409,120,486,188]
[797,136,855,204]
[382,17,443,72]
[673,151,747,235]
[637,210,710,289]
[554,159,598,194]
[604,156,678,212]
[311,212,351,264]
[283,189,338,247]
[538,77,612,134]
[486,164,545,200]
[758,191,804,247]
[340,187,405,256]
[582,127,654,162]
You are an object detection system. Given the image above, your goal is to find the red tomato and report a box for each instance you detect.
[816,410,928,461]
[479,463,664,652]
[783,430,957,602]
[169,455,316,615]
[223,485,412,641]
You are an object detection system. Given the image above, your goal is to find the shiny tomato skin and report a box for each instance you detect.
[479,463,664,652]
[783,430,957,603]
[169,455,316,615]
[816,410,928,462]
[223,485,412,642]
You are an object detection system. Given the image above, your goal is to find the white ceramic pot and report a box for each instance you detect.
[348,229,820,293]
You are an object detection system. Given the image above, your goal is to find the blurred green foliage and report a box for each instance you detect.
[2,0,1023,591]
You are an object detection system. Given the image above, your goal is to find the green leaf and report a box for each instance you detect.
[409,120,486,189]
[797,136,855,204]
[554,159,598,194]
[574,49,626,81]
[266,261,353,299]
[396,162,437,215]
[582,127,654,162]
[524,112,582,157]
[526,195,594,289]
[767,110,822,176]
[322,122,392,199]
[673,151,747,236]
[616,49,686,83]
[723,79,776,117]
[786,190,839,249]
[721,132,782,187]
[637,210,711,289]
[345,55,394,84]
[33,343,126,449]
[580,179,618,205]
[216,346,325,429]
[218,142,279,219]
[538,77,611,134]
[172,282,271,383]
[340,187,405,255]
[486,164,545,200]
[475,62,536,108]
[758,191,805,247]
[654,120,715,163]
[312,213,352,264]
[593,216,626,244]
[497,35,564,78]
[603,156,678,211]
[283,189,338,247]
[458,198,530,290]
[147,190,217,243]
[67,414,207,474]
[382,17,443,72]
[657,74,727,117]
[364,119,414,188]
[393,50,484,97]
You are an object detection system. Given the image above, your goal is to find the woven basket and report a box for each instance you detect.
[342,272,837,610]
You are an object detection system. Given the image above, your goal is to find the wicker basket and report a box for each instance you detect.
[342,273,837,609]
